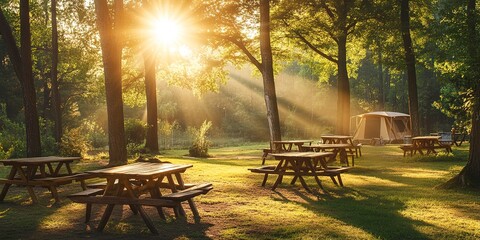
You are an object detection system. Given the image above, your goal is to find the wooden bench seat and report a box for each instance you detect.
[69,183,213,222]
[249,165,350,187]
[399,144,416,157]
[87,181,196,190]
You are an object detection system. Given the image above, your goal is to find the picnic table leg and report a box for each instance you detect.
[150,180,167,220]
[305,159,326,192]
[17,167,38,203]
[0,166,18,201]
[97,204,115,232]
[136,205,159,234]
[97,179,124,232]
[174,173,201,221]
[271,160,287,191]
[167,174,186,217]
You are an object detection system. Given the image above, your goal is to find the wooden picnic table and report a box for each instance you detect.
[0,156,84,203]
[321,135,361,159]
[272,140,314,152]
[321,135,354,145]
[301,143,354,166]
[72,162,212,234]
[250,152,350,194]
[412,136,452,155]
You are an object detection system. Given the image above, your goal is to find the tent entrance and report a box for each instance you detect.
[364,117,381,139]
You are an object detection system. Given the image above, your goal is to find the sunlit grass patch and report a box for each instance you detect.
[0,142,478,239]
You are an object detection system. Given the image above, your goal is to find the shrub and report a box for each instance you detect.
[40,118,58,156]
[0,104,26,158]
[188,120,212,158]
[82,120,108,149]
[59,127,90,157]
[124,118,146,145]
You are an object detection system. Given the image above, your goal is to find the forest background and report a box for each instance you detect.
[0,0,475,159]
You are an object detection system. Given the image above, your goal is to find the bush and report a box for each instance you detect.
[124,118,146,145]
[59,127,90,157]
[40,118,58,155]
[0,104,26,158]
[188,120,212,158]
[82,120,108,149]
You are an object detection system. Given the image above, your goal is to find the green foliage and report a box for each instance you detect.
[0,104,26,158]
[124,118,146,145]
[39,118,58,156]
[59,127,90,157]
[82,120,108,149]
[188,120,212,158]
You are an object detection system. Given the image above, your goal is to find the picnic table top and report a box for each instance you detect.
[0,156,81,165]
[321,135,353,139]
[270,151,333,158]
[412,136,441,140]
[86,162,193,179]
[303,143,352,148]
[272,140,314,144]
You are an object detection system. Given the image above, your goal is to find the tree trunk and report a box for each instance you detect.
[20,1,42,157]
[51,0,62,144]
[94,0,127,166]
[0,3,42,157]
[400,0,420,136]
[336,34,350,135]
[259,0,282,149]
[439,0,480,189]
[144,53,159,152]
[377,40,385,110]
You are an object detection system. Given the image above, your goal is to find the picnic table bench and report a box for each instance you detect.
[68,162,212,235]
[0,156,91,203]
[250,152,350,194]
[399,136,452,156]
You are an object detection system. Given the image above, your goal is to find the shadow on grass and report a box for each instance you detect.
[273,188,431,240]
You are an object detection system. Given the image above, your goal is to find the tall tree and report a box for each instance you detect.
[51,0,62,144]
[0,1,42,157]
[441,0,480,188]
[400,0,420,136]
[94,0,127,166]
[204,0,282,147]
[259,0,281,146]
[144,52,159,152]
[278,0,367,135]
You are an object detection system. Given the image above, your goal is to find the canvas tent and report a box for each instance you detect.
[351,111,412,144]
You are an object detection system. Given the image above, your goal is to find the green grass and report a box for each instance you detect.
[0,143,479,239]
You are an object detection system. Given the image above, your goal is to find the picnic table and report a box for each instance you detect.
[301,143,354,166]
[272,140,314,152]
[249,152,350,194]
[261,140,314,165]
[68,162,212,234]
[400,136,452,156]
[0,156,86,203]
[321,135,362,158]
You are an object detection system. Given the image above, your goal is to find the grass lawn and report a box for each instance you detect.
[0,143,479,240]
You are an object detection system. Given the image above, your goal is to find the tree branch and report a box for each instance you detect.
[293,30,338,63]
[213,34,262,71]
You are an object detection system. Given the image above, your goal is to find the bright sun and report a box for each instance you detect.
[151,17,183,46]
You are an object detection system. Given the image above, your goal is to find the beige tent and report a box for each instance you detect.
[351,111,412,144]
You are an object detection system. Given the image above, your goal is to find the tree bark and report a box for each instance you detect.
[439,0,480,189]
[51,0,62,144]
[336,33,350,135]
[94,0,127,166]
[0,1,43,157]
[144,53,159,152]
[377,40,385,110]
[259,0,282,149]
[400,0,420,136]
